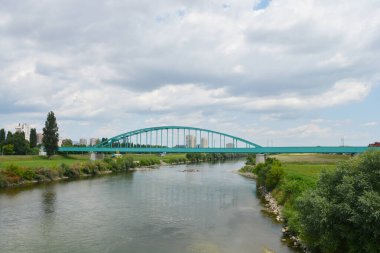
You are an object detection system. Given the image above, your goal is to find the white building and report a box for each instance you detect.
[186,135,196,148]
[79,138,87,146]
[90,138,99,146]
[201,137,208,148]
[37,133,43,144]
[15,123,31,141]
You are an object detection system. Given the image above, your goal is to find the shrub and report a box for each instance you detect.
[22,169,36,180]
[0,172,9,187]
[296,151,380,253]
[265,165,284,191]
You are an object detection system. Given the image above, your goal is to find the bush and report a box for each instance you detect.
[246,154,256,165]
[239,165,255,173]
[265,164,284,191]
[0,172,8,187]
[22,169,36,180]
[296,150,380,253]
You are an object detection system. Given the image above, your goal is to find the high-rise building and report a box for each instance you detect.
[186,135,196,148]
[58,139,63,147]
[79,138,87,146]
[15,123,31,141]
[37,133,43,144]
[90,138,99,146]
[201,137,208,148]
[226,143,235,148]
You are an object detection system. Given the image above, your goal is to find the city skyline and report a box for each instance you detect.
[0,0,379,146]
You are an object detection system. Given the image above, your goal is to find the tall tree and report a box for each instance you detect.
[42,111,59,157]
[0,128,5,147]
[29,128,37,148]
[6,131,13,144]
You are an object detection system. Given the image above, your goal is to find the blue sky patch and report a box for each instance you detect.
[254,0,271,10]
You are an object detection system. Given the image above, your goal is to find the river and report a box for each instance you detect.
[0,160,296,253]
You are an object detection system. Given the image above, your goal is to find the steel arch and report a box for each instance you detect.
[95,126,262,148]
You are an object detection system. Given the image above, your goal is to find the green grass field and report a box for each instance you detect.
[0,155,89,169]
[0,153,187,169]
[270,153,350,181]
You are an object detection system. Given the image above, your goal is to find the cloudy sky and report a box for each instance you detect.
[0,0,379,146]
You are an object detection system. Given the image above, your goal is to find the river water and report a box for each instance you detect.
[0,160,295,253]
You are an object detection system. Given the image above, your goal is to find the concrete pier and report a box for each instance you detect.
[256,154,266,164]
[90,152,104,161]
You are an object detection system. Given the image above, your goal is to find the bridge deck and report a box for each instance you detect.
[58,146,379,154]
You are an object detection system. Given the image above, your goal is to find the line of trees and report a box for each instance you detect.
[0,128,38,155]
[0,111,59,157]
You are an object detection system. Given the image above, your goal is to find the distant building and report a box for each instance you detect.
[90,138,99,146]
[58,139,63,147]
[15,123,31,141]
[369,142,380,147]
[37,133,43,145]
[186,135,196,148]
[226,143,235,148]
[79,138,87,146]
[201,137,208,148]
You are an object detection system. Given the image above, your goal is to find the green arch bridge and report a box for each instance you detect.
[59,126,377,154]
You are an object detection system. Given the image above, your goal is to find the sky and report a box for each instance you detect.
[0,0,379,146]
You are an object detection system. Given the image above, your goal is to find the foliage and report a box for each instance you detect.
[139,157,160,166]
[185,153,242,163]
[253,158,284,191]
[10,132,30,155]
[296,151,380,253]
[246,154,256,165]
[29,128,37,148]
[0,128,5,147]
[61,139,73,146]
[239,165,255,173]
[42,111,59,157]
[3,144,15,155]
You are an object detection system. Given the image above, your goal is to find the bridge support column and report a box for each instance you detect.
[256,154,266,164]
[90,152,104,161]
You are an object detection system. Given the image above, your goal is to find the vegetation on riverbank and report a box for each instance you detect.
[240,152,380,253]
[0,152,243,188]
[0,156,136,188]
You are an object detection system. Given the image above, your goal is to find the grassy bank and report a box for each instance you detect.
[0,153,187,188]
[239,154,348,244]
[0,153,237,188]
[240,152,380,252]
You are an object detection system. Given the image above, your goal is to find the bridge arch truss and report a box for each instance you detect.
[96,126,261,150]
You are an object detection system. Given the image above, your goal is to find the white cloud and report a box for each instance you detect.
[363,122,378,127]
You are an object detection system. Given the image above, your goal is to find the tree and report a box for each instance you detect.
[2,144,14,155]
[29,128,37,148]
[62,139,73,146]
[12,132,30,155]
[6,131,13,144]
[296,150,380,253]
[0,128,5,147]
[42,111,59,157]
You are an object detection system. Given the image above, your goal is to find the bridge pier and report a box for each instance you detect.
[256,154,266,164]
[90,152,104,161]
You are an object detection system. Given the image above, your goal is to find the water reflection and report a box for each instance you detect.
[41,188,56,214]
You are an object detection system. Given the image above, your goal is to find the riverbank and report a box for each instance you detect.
[0,153,244,188]
[239,154,351,252]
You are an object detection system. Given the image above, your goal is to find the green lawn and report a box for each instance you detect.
[0,155,89,169]
[271,153,351,164]
[271,153,350,182]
